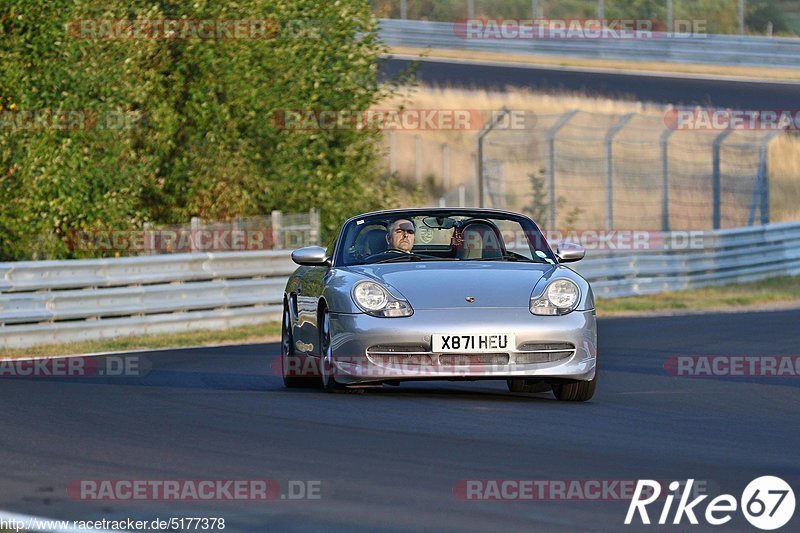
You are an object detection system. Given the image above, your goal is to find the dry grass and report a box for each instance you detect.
[390,46,800,81]
[597,276,800,315]
[0,322,281,359]
[379,86,800,226]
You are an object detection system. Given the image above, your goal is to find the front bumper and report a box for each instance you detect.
[328,308,597,385]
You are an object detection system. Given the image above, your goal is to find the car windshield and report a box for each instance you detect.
[337,211,556,266]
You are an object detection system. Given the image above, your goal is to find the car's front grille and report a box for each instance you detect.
[369,354,434,366]
[438,354,510,365]
[514,342,575,364]
[367,344,428,354]
[366,345,432,366]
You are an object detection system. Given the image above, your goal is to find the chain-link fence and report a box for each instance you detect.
[478,110,777,230]
[388,109,782,231]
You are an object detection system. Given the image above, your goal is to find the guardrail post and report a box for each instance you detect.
[271,210,283,250]
[660,127,675,232]
[546,109,579,230]
[712,130,734,230]
[604,113,635,231]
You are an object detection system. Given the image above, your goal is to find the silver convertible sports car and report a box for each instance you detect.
[281,208,597,401]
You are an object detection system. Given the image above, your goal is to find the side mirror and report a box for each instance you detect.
[556,243,585,263]
[291,246,331,266]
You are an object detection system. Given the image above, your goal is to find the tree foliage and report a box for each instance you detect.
[0,0,403,259]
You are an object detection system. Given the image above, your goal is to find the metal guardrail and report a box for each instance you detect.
[572,222,800,298]
[379,19,800,68]
[1,222,799,348]
[0,251,295,349]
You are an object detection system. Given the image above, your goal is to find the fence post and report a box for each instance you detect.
[604,113,635,231]
[660,128,674,232]
[389,131,397,175]
[190,216,201,253]
[309,208,321,245]
[712,130,734,230]
[415,134,422,183]
[760,133,776,225]
[476,107,510,208]
[458,184,466,207]
[442,143,450,190]
[546,109,579,230]
[271,210,283,250]
[142,222,153,255]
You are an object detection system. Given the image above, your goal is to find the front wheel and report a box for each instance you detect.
[319,309,345,393]
[281,302,319,388]
[552,374,596,402]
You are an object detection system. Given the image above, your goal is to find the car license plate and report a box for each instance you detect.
[432,334,515,353]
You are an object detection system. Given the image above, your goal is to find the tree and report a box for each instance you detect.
[0,0,403,259]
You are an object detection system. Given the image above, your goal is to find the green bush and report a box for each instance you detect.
[0,0,404,259]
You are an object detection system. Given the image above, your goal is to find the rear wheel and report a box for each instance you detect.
[281,302,319,388]
[552,374,596,402]
[319,309,345,393]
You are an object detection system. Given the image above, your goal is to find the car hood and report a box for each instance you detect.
[345,261,556,309]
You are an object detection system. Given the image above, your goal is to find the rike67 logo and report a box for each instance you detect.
[626,477,795,530]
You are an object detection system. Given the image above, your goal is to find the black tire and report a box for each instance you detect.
[552,374,596,402]
[281,301,320,388]
[506,378,551,393]
[319,308,346,393]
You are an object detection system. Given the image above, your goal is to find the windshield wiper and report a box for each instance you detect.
[373,254,424,264]
[461,254,541,263]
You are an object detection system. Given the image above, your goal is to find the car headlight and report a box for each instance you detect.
[352,281,413,317]
[530,279,580,316]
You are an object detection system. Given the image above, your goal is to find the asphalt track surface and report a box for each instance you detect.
[381,58,800,108]
[1,309,798,532]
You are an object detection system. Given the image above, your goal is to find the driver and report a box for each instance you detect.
[387,218,415,253]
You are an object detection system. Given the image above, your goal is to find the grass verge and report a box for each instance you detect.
[390,46,800,81]
[597,276,800,315]
[0,322,281,359]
